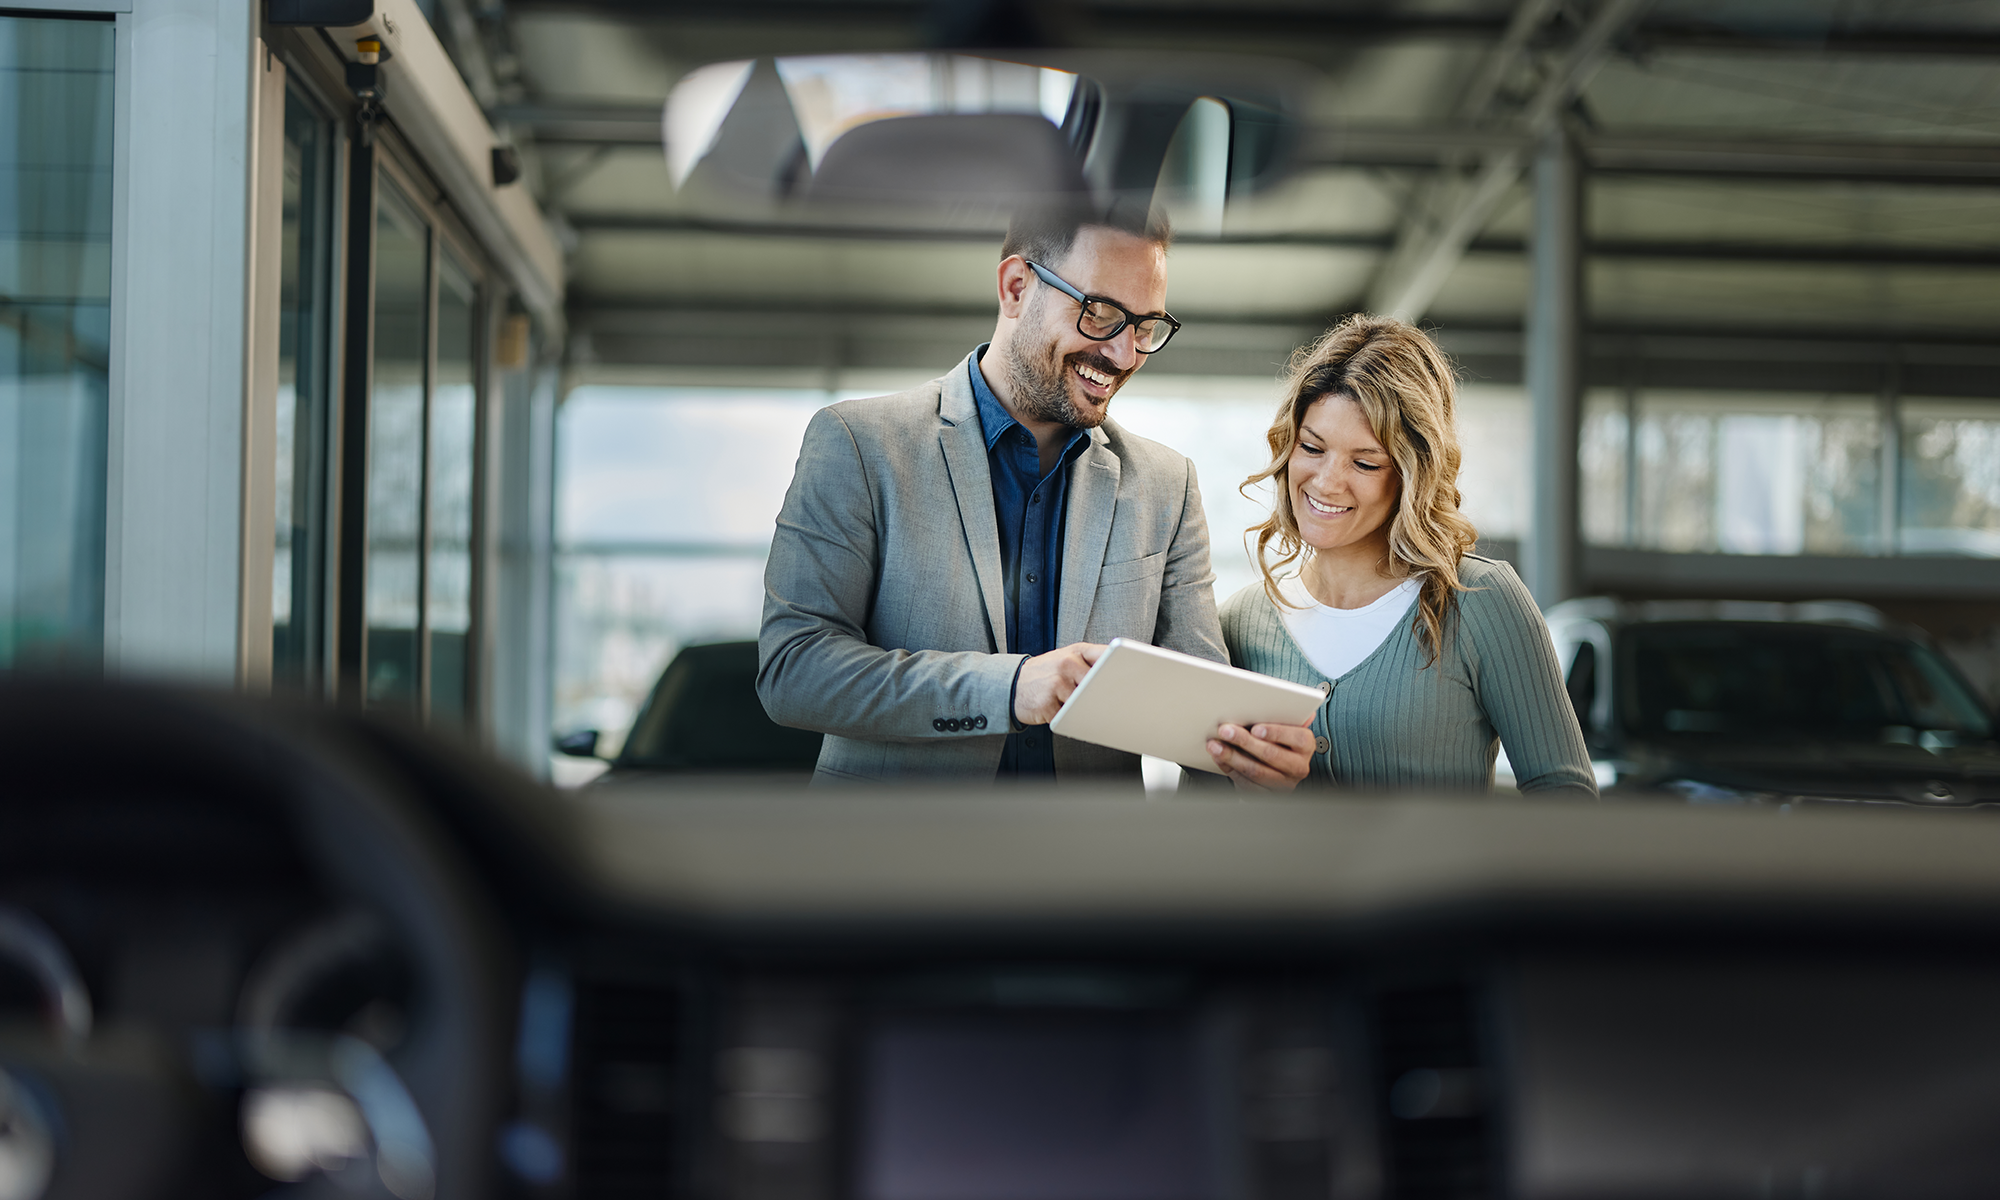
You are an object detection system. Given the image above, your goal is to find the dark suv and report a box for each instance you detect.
[1544,598,2000,807]
[557,640,824,783]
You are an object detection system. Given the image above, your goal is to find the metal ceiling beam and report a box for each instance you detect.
[1582,135,2000,185]
[500,1,2000,56]
[488,102,662,144]
[1365,0,1654,323]
[501,110,2000,189]
[1303,127,2000,184]
[563,216,2000,268]
[1455,0,1565,121]
[567,305,2000,392]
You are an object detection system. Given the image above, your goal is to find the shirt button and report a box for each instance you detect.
[1024,735,1038,748]
[1314,735,1330,754]
[1030,494,1041,504]
[1025,572,1038,584]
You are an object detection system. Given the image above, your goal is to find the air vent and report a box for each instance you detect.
[571,980,682,1198]
[1374,983,1495,1200]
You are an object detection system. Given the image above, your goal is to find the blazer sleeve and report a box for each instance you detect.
[1460,563,1598,798]
[1151,456,1227,665]
[757,406,1024,743]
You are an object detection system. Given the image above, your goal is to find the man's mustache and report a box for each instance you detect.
[1066,350,1129,385]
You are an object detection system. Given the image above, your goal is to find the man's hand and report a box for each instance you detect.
[1012,642,1107,726]
[1207,721,1315,791]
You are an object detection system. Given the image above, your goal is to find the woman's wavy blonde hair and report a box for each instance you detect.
[1244,314,1479,666]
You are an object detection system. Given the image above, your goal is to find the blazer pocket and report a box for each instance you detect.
[1095,551,1167,588]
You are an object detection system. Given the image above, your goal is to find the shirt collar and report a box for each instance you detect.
[969,343,1090,458]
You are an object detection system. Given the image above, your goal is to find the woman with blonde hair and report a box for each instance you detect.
[1202,314,1596,795]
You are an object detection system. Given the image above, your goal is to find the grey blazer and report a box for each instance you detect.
[758,352,1226,783]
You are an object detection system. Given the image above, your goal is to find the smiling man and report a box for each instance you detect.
[759,205,1304,784]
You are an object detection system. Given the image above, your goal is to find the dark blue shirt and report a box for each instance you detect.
[970,346,1091,778]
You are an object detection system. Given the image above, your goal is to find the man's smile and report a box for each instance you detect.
[1069,354,1124,401]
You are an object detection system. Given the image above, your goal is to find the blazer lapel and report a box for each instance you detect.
[936,356,1009,652]
[1058,427,1120,646]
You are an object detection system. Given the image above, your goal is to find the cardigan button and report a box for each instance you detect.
[1314,735,1330,754]
[1318,680,1332,696]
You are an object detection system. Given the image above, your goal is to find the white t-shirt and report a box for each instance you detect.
[1275,573,1422,682]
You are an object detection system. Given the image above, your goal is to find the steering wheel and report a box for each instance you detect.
[0,678,512,1200]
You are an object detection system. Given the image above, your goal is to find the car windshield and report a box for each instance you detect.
[1623,622,1995,745]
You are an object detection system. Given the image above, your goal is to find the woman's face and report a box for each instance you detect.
[1287,394,1399,555]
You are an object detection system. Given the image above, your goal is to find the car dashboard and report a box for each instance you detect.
[543,787,2000,1200]
[9,682,2000,1200]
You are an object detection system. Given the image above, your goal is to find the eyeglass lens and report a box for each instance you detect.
[1079,301,1173,351]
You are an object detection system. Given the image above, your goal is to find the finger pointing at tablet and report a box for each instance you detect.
[1014,642,1108,727]
[1207,720,1314,791]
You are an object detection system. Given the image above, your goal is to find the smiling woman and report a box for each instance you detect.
[1214,315,1597,797]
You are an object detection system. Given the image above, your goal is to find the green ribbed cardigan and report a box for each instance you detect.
[1217,556,1597,796]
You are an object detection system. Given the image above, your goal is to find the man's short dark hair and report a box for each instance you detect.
[1000,199,1173,268]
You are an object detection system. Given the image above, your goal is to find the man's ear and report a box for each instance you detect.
[996,255,1033,320]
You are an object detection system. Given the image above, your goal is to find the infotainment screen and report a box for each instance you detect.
[857,1010,1213,1200]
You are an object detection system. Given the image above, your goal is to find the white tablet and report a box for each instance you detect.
[1048,638,1327,774]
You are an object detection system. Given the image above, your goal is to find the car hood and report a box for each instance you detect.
[1615,736,2000,806]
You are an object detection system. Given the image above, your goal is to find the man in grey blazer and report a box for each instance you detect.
[758,206,1310,785]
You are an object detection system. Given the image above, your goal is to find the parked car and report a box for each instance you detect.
[556,640,823,781]
[1544,598,2000,807]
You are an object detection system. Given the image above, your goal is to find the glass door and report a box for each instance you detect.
[273,79,336,688]
[336,148,489,728]
[364,176,431,710]
[428,250,480,726]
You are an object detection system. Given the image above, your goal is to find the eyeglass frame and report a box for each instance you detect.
[1023,259,1182,354]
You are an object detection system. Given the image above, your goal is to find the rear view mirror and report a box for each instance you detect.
[661,51,1307,229]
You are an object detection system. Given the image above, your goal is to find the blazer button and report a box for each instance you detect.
[973,715,988,729]
[1314,735,1330,754]
[947,718,963,732]
[933,718,947,731]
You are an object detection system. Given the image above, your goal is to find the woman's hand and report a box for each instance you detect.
[1206,721,1315,791]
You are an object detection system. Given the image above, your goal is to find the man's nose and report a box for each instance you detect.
[1102,324,1142,369]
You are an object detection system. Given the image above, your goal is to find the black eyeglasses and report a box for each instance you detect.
[1024,260,1181,354]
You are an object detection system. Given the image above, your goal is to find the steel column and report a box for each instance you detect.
[1523,123,1583,608]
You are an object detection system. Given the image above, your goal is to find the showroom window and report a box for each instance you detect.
[0,13,113,668]
[1900,401,2000,557]
[554,386,828,754]
[1583,389,1899,556]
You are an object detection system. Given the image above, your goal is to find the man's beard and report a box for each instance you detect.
[1003,295,1129,429]
[1003,340,1127,430]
